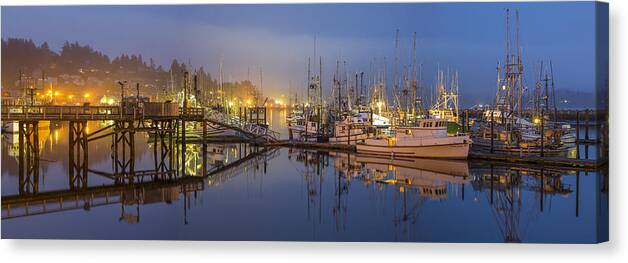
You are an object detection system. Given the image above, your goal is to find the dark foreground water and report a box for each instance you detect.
[1,112,608,243]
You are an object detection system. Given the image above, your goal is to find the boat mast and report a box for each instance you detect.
[393,29,401,112]
[550,60,557,122]
[412,32,417,121]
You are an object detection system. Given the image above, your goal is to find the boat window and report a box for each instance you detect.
[406,129,412,135]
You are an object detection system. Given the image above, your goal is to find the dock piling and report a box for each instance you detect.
[576,111,580,159]
[540,110,545,157]
[585,109,590,141]
[490,111,494,154]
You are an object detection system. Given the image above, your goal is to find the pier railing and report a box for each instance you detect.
[1,104,279,142]
[1,105,123,121]
[205,110,280,141]
[0,105,208,121]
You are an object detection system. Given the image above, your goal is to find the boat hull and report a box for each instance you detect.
[357,137,471,159]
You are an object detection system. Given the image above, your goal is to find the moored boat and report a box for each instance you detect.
[356,119,472,159]
[329,115,369,144]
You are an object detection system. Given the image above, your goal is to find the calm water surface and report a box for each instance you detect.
[1,109,608,242]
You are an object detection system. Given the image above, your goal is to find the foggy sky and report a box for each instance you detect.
[1,2,600,106]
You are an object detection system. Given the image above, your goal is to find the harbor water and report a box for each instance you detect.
[1,109,608,243]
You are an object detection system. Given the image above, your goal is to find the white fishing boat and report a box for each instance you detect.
[356,119,472,159]
[329,115,369,144]
[371,113,390,127]
[287,116,319,141]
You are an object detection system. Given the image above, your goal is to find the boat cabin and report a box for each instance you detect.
[395,119,448,138]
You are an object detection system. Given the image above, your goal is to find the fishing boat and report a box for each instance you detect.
[329,115,369,144]
[428,68,462,135]
[356,118,472,159]
[287,108,320,141]
[471,10,575,156]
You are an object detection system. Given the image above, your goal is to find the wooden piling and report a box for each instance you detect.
[540,110,545,157]
[465,109,469,132]
[490,111,494,154]
[576,171,580,217]
[347,124,351,145]
[585,109,590,141]
[181,119,186,177]
[202,121,207,176]
[576,111,580,159]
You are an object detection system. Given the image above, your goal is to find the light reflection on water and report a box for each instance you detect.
[0,110,608,242]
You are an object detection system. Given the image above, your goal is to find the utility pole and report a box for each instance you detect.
[194,74,199,107]
[41,71,46,104]
[118,81,127,117]
[183,71,188,114]
[219,58,224,112]
[259,67,263,107]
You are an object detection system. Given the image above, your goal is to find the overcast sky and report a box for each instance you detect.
[1,2,601,106]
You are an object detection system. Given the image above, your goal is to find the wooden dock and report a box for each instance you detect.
[468,152,606,170]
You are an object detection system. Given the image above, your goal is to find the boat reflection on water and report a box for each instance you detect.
[331,152,470,200]
[288,149,471,236]
[469,164,577,243]
[286,149,604,242]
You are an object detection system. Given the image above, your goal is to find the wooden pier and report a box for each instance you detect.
[0,103,280,194]
[468,152,605,170]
